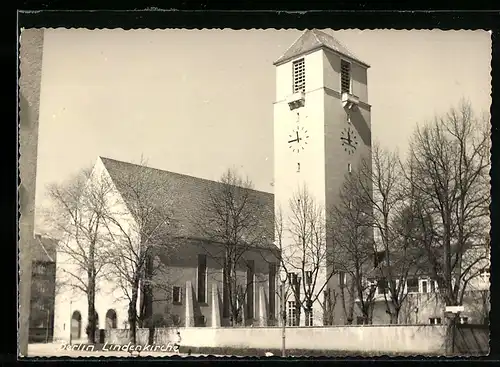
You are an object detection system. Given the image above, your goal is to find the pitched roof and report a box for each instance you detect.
[32,234,57,262]
[99,157,276,249]
[274,29,369,68]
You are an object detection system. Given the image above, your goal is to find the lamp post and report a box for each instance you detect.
[278,272,289,357]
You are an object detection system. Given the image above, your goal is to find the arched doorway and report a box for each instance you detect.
[105,309,117,329]
[71,311,82,339]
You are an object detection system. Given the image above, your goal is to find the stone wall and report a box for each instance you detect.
[107,325,448,355]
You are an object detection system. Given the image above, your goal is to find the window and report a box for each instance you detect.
[339,271,345,287]
[348,163,352,173]
[197,254,207,304]
[172,286,182,304]
[287,301,298,326]
[246,260,255,319]
[308,309,313,326]
[341,60,351,94]
[421,279,428,294]
[429,317,442,325]
[430,280,435,293]
[407,278,419,293]
[33,262,45,275]
[269,263,276,320]
[293,59,306,93]
[377,279,388,295]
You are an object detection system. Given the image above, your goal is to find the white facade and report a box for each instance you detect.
[53,157,135,341]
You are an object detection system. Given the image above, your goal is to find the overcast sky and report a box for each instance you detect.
[33,29,491,231]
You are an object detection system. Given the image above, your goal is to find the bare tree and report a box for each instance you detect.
[329,171,377,324]
[101,158,177,344]
[276,186,337,326]
[321,287,339,326]
[44,167,114,343]
[405,100,490,310]
[195,168,270,326]
[354,144,423,324]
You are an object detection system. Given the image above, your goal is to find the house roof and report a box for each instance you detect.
[32,234,57,263]
[274,29,370,67]
[99,157,276,250]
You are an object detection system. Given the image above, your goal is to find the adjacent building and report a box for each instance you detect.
[360,243,490,326]
[29,235,57,342]
[19,28,45,354]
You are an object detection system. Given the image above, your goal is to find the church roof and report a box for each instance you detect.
[274,29,370,68]
[99,157,276,250]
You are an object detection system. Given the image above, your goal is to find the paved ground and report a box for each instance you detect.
[26,343,232,358]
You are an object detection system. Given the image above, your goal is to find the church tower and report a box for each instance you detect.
[273,29,371,326]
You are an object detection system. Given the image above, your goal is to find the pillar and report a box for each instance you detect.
[211,283,220,328]
[259,286,268,326]
[185,281,194,327]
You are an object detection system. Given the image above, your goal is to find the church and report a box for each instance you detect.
[53,29,372,341]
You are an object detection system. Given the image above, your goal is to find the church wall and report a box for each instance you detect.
[152,239,279,328]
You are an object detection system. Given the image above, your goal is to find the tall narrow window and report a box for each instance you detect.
[293,59,306,93]
[287,301,297,326]
[341,60,351,94]
[430,280,435,293]
[197,254,207,304]
[339,271,346,287]
[421,279,428,294]
[269,263,276,320]
[172,286,182,304]
[246,260,255,320]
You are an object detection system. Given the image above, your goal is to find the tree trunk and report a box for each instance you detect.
[129,284,139,344]
[87,241,97,343]
[389,310,398,324]
[86,298,96,343]
[86,273,96,344]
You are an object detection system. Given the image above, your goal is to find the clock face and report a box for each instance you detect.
[288,126,309,154]
[340,127,358,155]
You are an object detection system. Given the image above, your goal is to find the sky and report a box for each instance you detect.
[33,29,491,232]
